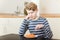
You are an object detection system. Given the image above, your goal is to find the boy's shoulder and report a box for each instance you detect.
[39,16,46,20]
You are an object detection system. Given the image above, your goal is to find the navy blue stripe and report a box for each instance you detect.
[19,17,53,38]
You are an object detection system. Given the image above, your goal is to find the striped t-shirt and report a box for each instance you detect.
[19,17,53,38]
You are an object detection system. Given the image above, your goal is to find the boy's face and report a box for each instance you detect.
[26,9,37,18]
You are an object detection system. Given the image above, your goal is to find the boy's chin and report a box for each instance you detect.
[28,18,34,20]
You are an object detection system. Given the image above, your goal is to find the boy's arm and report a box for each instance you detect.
[43,18,53,38]
[19,19,29,36]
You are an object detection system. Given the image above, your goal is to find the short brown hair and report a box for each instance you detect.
[25,2,37,11]
[24,2,37,15]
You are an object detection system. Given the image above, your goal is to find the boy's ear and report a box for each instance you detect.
[36,9,38,11]
[36,9,38,12]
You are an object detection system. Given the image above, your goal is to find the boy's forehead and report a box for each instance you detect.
[26,9,34,12]
[26,8,37,11]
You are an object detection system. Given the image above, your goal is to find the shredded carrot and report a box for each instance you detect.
[25,33,35,38]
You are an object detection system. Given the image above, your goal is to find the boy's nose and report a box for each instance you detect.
[29,10,34,13]
[30,12,33,13]
[28,13,31,15]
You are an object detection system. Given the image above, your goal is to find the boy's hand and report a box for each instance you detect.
[25,15,29,19]
[25,14,31,20]
[35,24,44,30]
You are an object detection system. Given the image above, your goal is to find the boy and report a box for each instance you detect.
[19,2,53,40]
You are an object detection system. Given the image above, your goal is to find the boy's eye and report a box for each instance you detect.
[28,8,31,10]
[32,9,35,11]
[29,8,35,11]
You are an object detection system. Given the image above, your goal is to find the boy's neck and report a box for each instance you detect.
[31,16,39,20]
